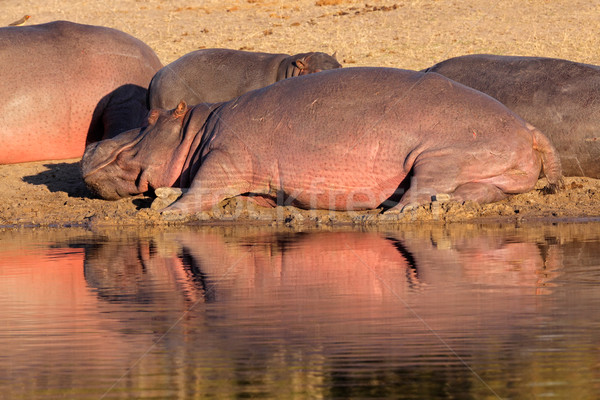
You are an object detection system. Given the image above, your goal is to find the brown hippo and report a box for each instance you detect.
[81,67,562,215]
[424,54,600,177]
[0,21,162,164]
[147,48,341,109]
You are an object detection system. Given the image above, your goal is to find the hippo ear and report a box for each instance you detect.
[332,51,338,60]
[173,100,187,118]
[147,109,160,125]
[294,57,308,71]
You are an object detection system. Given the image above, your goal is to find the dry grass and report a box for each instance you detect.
[315,0,353,6]
[4,0,599,68]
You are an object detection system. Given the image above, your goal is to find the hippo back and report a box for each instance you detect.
[0,21,162,164]
[425,54,600,177]
[147,48,341,109]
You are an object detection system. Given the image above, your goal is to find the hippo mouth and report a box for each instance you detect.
[82,148,146,200]
[86,170,148,200]
[83,144,184,200]
[81,128,157,200]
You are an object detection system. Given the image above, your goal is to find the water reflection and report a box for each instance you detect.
[1,224,600,398]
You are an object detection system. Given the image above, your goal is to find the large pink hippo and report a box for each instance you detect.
[147,48,341,109]
[424,54,600,178]
[0,21,162,164]
[81,67,563,215]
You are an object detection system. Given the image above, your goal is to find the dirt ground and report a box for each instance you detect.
[2,0,600,228]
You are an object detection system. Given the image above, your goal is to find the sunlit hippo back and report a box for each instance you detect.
[0,20,162,164]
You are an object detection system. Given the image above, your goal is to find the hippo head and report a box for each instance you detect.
[81,101,195,200]
[283,52,342,78]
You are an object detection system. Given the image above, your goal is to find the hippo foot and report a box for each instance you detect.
[382,193,452,216]
[388,202,420,214]
[541,179,565,194]
[378,205,413,222]
[352,213,380,224]
[377,212,402,222]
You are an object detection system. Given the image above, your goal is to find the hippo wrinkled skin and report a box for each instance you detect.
[424,54,600,177]
[147,48,341,109]
[0,21,162,164]
[82,67,562,215]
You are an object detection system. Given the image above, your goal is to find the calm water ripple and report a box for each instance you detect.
[1,222,600,399]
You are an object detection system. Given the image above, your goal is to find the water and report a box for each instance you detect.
[1,222,600,399]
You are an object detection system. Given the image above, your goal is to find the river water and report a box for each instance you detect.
[1,222,600,399]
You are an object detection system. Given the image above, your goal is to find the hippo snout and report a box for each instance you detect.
[80,103,196,201]
[81,152,135,200]
[80,128,146,200]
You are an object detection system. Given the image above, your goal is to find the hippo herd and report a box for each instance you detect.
[3,20,600,218]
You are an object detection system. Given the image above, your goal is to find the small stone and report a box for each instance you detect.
[152,187,185,210]
[433,193,451,202]
[155,187,183,198]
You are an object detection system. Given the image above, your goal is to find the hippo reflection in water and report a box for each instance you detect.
[78,228,574,396]
[79,229,566,397]
[81,67,563,215]
[4,226,596,398]
[83,229,563,314]
[425,54,600,178]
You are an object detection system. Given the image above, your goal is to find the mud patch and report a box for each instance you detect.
[2,160,598,229]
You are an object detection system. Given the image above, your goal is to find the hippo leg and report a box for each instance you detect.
[163,150,256,214]
[387,161,460,212]
[447,182,507,203]
[388,179,507,213]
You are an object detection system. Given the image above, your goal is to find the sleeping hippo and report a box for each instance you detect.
[0,21,162,164]
[81,67,562,215]
[147,48,341,109]
[424,54,600,177]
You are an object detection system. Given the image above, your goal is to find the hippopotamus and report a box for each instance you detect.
[147,48,341,109]
[424,54,600,178]
[81,67,562,215]
[0,21,162,164]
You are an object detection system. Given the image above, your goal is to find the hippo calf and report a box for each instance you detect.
[0,21,162,164]
[82,67,562,214]
[424,54,600,178]
[147,48,341,109]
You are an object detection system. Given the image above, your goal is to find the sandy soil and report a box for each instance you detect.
[2,0,600,228]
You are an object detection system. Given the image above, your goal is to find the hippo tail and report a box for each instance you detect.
[530,124,564,193]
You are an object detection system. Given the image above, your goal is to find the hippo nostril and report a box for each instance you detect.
[135,171,143,189]
[132,167,153,194]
